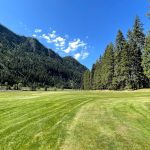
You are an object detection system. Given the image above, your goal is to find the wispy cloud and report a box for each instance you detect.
[32,27,90,60]
[74,51,89,60]
[32,34,37,38]
[74,53,81,60]
[63,38,87,54]
[35,28,42,33]
[53,36,66,47]
[82,52,89,59]
[40,31,66,50]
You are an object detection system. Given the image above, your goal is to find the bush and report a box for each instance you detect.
[13,84,18,90]
[18,83,23,90]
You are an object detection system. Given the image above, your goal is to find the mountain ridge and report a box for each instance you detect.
[0,24,87,89]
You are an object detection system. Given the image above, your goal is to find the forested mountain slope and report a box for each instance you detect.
[0,24,87,89]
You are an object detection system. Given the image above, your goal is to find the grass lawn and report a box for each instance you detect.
[0,90,150,150]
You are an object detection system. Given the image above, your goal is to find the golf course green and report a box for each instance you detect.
[0,90,150,150]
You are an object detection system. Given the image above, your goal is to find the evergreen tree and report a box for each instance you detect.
[84,17,149,91]
[100,43,114,89]
[83,70,91,90]
[142,32,150,83]
[113,30,126,89]
[133,16,145,51]
[119,42,130,89]
[90,63,96,89]
[92,57,103,90]
[127,16,145,89]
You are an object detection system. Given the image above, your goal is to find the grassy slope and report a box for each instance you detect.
[0,90,150,150]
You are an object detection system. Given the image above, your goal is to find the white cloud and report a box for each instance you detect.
[64,38,87,53]
[41,34,51,42]
[32,28,90,60]
[82,52,89,59]
[48,30,56,38]
[74,53,81,60]
[32,34,37,38]
[53,36,66,47]
[49,33,56,38]
[35,29,42,33]
[40,32,66,49]
[74,51,89,60]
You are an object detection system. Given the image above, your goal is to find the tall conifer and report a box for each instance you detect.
[129,16,145,89]
[142,32,150,83]
[101,43,114,89]
[113,30,126,89]
[83,70,91,90]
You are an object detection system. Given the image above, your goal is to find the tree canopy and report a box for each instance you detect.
[83,17,150,90]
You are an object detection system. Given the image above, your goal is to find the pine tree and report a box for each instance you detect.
[142,32,150,83]
[133,16,145,51]
[120,42,130,89]
[128,16,145,89]
[83,17,149,91]
[83,70,91,90]
[90,64,96,89]
[113,30,126,89]
[92,57,103,90]
[100,43,114,89]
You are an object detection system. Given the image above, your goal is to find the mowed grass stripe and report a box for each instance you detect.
[0,96,83,128]
[0,93,86,120]
[0,97,88,138]
[0,92,93,149]
[0,91,150,150]
[61,97,150,150]
[0,93,75,115]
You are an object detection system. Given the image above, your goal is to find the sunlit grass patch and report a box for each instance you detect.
[0,90,150,150]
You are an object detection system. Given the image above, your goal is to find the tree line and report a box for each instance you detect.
[83,16,150,90]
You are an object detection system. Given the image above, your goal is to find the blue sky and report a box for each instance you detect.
[0,0,149,68]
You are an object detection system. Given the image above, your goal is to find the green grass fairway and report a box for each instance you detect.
[0,90,150,150]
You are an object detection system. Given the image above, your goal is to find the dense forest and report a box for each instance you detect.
[83,17,150,90]
[0,24,87,90]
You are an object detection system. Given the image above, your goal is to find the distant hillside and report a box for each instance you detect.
[0,24,87,89]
